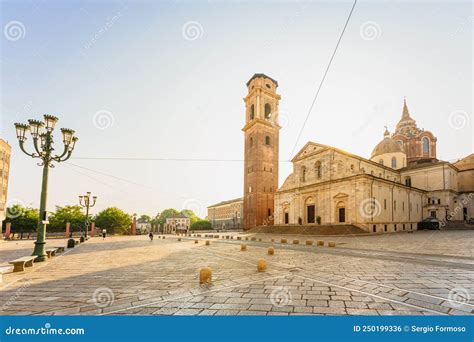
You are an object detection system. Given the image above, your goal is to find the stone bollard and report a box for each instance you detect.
[237,236,241,240]
[306,240,313,246]
[205,240,210,246]
[258,238,262,242]
[251,237,256,241]
[226,236,230,239]
[257,259,267,272]
[194,240,199,244]
[245,237,249,241]
[317,240,324,246]
[281,238,287,244]
[163,236,166,239]
[293,240,300,245]
[241,244,247,251]
[271,239,274,243]
[178,238,181,241]
[200,267,212,284]
[268,246,275,255]
[328,241,336,247]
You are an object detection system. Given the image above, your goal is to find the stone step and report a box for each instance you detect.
[247,225,366,235]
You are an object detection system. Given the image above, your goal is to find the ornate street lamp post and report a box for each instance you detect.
[79,192,97,241]
[14,115,78,261]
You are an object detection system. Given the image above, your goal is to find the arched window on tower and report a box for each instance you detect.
[301,166,306,182]
[315,161,322,179]
[265,136,270,145]
[249,137,253,147]
[264,103,272,120]
[250,104,255,120]
[391,157,397,168]
[422,137,430,154]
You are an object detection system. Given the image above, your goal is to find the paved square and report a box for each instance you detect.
[0,231,473,316]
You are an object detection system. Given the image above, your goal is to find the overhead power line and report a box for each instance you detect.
[290,0,358,158]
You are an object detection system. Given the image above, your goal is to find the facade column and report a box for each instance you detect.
[65,222,70,238]
[90,222,95,237]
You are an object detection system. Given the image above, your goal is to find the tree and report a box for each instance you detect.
[138,214,151,223]
[190,220,212,231]
[95,207,131,234]
[49,205,86,233]
[180,209,200,225]
[3,204,38,233]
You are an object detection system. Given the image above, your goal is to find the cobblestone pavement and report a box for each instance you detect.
[0,231,473,316]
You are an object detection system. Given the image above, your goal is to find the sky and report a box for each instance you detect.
[0,0,472,219]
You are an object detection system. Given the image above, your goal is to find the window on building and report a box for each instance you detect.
[373,225,377,233]
[422,137,430,154]
[391,157,397,168]
[438,199,441,205]
[384,199,387,210]
[394,224,397,231]
[379,159,384,165]
[265,136,270,145]
[394,200,397,211]
[267,208,271,217]
[301,166,306,182]
[315,161,322,179]
[249,137,253,147]
[405,177,412,187]
[403,202,405,211]
[384,225,388,232]
[248,186,252,193]
[264,103,272,120]
[250,104,254,120]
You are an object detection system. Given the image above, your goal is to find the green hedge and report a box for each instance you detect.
[190,220,212,231]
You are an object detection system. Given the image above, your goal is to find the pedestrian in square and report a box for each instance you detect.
[102,228,107,239]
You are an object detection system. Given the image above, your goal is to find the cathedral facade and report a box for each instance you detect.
[242,74,473,232]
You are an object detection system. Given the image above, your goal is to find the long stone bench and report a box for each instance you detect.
[9,256,37,272]
[53,246,65,253]
[46,248,58,258]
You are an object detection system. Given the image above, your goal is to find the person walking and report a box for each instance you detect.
[148,231,154,241]
[102,228,107,239]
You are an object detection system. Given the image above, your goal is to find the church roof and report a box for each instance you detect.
[395,99,419,134]
[371,130,404,158]
[246,73,278,87]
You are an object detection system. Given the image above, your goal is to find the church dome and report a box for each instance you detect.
[371,128,404,158]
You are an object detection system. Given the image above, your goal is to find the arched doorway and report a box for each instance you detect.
[305,197,315,224]
[336,201,346,223]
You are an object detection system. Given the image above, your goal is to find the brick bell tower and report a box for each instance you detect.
[242,74,281,229]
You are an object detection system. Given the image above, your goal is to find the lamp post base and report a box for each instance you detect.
[32,241,48,262]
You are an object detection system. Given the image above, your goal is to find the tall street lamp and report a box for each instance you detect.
[14,115,78,261]
[79,192,97,241]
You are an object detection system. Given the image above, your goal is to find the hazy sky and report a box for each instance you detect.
[1,0,472,218]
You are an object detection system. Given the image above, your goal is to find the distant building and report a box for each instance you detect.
[137,219,151,234]
[207,197,243,229]
[164,213,190,234]
[0,139,11,226]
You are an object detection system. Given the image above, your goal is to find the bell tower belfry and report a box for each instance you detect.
[242,74,281,229]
